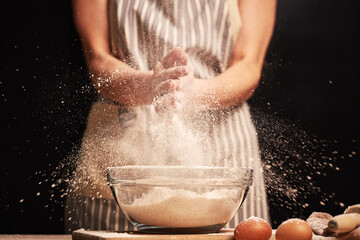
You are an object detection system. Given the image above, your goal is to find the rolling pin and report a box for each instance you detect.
[327,204,360,233]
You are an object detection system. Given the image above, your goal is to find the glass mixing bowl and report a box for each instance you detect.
[107,165,253,234]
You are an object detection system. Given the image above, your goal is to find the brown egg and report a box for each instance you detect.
[234,216,272,240]
[275,218,313,240]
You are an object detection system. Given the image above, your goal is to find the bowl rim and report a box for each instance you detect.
[107,165,253,187]
[107,165,252,170]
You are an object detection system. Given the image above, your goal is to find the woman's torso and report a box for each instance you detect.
[73,0,264,205]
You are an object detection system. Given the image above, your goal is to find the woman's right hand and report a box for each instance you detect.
[72,0,191,107]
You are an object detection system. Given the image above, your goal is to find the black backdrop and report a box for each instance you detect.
[1,0,359,233]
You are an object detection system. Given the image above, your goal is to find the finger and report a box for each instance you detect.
[153,66,189,86]
[160,47,188,68]
[175,79,183,91]
[154,79,182,97]
[169,91,184,109]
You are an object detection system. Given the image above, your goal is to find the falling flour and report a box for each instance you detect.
[121,188,239,228]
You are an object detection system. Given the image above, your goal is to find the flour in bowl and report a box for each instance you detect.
[121,188,240,228]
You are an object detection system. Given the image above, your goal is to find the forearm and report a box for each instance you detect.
[190,60,260,109]
[190,0,276,109]
[72,0,153,106]
[87,52,153,105]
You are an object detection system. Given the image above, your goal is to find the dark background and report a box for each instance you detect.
[1,0,359,233]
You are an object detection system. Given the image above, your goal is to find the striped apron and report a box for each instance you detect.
[65,0,270,233]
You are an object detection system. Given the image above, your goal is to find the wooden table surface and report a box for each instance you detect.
[0,235,72,240]
[0,230,277,240]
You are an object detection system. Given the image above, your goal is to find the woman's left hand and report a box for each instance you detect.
[152,47,192,116]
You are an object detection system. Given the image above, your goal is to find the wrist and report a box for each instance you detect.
[181,78,218,110]
[136,70,154,104]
